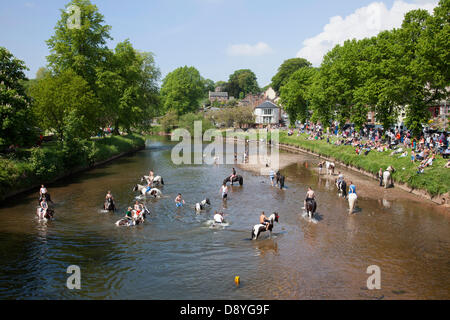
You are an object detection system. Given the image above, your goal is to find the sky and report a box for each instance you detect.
[0,0,439,87]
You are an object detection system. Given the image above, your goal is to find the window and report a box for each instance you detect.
[263,108,273,115]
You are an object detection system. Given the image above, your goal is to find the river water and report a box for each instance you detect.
[0,137,448,300]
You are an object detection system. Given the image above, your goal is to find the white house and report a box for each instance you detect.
[254,101,281,125]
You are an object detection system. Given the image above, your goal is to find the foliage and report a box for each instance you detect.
[160,66,204,115]
[0,47,36,147]
[271,58,312,94]
[226,69,260,99]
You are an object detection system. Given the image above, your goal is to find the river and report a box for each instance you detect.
[0,137,448,299]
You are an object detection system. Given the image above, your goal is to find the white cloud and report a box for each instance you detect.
[296,0,438,66]
[227,42,273,57]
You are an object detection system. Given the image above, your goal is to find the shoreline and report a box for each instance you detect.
[0,141,145,204]
[228,137,449,208]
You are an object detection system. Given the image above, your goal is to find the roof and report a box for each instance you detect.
[255,101,279,109]
[209,91,228,98]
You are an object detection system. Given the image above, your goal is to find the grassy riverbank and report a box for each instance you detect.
[278,131,449,197]
[0,133,145,202]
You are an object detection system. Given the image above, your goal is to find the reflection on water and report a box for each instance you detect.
[0,137,449,300]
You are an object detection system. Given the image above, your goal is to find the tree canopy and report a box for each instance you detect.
[271,58,312,94]
[226,69,260,99]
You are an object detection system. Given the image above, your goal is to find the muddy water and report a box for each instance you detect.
[0,137,448,300]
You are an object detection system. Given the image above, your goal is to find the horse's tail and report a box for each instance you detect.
[239,176,243,186]
[161,177,164,185]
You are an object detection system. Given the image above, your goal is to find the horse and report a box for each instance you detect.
[36,207,54,221]
[325,161,335,175]
[275,171,285,189]
[348,192,358,214]
[133,184,162,198]
[103,198,115,211]
[115,207,149,227]
[335,179,347,198]
[305,199,317,219]
[195,198,211,212]
[140,175,164,187]
[251,213,279,240]
[38,193,52,204]
[223,175,244,186]
[383,166,395,189]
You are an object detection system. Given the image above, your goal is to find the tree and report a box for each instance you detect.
[280,67,317,123]
[271,58,312,94]
[226,69,260,99]
[46,0,112,88]
[31,69,100,140]
[202,78,215,97]
[96,40,160,133]
[160,66,204,115]
[0,47,35,147]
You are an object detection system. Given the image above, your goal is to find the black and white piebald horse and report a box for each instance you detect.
[140,175,165,187]
[195,198,211,212]
[275,171,285,189]
[251,212,279,240]
[335,179,347,198]
[305,199,317,219]
[223,175,244,186]
[103,197,116,211]
[133,184,162,198]
[36,207,54,221]
[383,166,395,189]
[115,207,150,227]
[325,161,335,175]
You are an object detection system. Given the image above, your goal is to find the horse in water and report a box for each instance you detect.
[275,171,285,189]
[195,198,211,212]
[325,161,335,175]
[335,179,347,198]
[348,193,358,214]
[383,166,395,189]
[223,175,244,186]
[104,198,115,211]
[251,213,279,240]
[140,175,164,187]
[133,184,162,198]
[36,207,54,221]
[305,199,317,219]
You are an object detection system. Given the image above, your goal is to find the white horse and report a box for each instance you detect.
[195,199,211,212]
[36,207,54,221]
[133,184,162,197]
[383,166,395,189]
[325,161,335,175]
[348,193,358,214]
[251,213,279,240]
[115,207,149,227]
[141,175,164,187]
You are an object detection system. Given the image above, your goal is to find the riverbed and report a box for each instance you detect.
[0,137,448,299]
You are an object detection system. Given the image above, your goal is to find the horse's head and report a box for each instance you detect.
[272,212,279,223]
[132,185,138,192]
[140,176,146,183]
[205,198,211,206]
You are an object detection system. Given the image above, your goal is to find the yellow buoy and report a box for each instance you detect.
[234,276,240,286]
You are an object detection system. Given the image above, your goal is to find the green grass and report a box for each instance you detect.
[0,133,145,202]
[278,131,449,197]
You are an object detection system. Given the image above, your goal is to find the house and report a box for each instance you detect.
[254,100,281,125]
[209,90,228,103]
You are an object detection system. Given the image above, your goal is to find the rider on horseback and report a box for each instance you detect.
[260,211,270,231]
[304,186,316,209]
[230,168,237,185]
[39,197,48,217]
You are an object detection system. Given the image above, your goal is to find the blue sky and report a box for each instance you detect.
[0,0,438,87]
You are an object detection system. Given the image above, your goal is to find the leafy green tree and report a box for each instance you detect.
[202,78,215,97]
[30,69,100,140]
[160,66,204,115]
[271,58,312,94]
[226,69,260,99]
[46,0,112,87]
[280,67,317,123]
[0,47,35,147]
[96,40,160,133]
